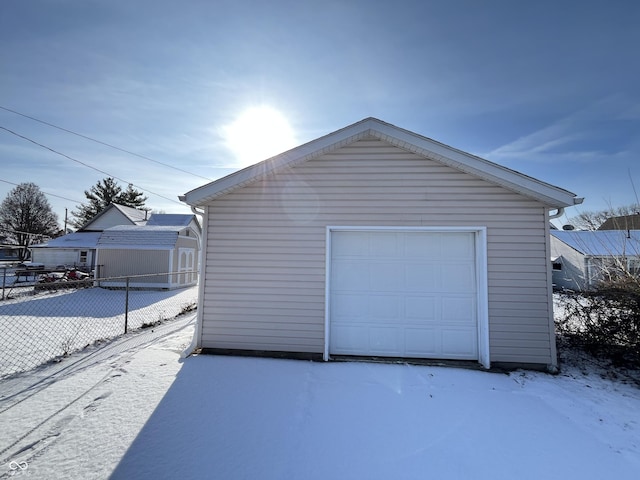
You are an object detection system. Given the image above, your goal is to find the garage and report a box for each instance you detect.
[183,118,582,370]
[327,228,487,362]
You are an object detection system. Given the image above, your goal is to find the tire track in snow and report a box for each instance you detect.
[0,354,132,474]
[0,314,195,475]
[0,313,195,413]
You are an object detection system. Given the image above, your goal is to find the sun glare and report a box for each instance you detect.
[222,106,297,168]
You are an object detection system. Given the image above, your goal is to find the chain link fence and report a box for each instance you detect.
[0,267,199,379]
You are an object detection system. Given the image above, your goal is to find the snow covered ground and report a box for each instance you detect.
[1,317,639,479]
[0,286,198,377]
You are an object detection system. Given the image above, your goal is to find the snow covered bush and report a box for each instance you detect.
[556,276,640,367]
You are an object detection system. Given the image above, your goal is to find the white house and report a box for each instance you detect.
[31,203,149,271]
[550,229,640,290]
[32,205,201,289]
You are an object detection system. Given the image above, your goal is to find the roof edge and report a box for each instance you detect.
[182,117,580,208]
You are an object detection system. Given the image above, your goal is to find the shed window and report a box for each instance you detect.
[80,251,88,263]
[552,262,562,271]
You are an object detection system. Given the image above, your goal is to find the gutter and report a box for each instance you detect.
[549,196,583,220]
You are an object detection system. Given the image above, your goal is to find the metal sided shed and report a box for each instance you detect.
[96,225,199,289]
[181,117,583,370]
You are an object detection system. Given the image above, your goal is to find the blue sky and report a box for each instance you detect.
[1,0,639,228]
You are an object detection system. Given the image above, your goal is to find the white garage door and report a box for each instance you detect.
[329,230,479,360]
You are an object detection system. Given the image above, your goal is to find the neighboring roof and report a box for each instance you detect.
[551,230,640,257]
[180,117,582,208]
[80,203,149,231]
[147,214,198,229]
[112,204,149,224]
[597,214,640,230]
[31,232,102,249]
[97,225,183,250]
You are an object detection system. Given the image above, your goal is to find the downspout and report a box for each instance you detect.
[544,211,559,372]
[548,207,565,220]
[182,204,207,359]
[190,205,204,216]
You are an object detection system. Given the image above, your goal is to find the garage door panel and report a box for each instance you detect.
[332,294,366,319]
[369,327,401,354]
[405,296,437,321]
[369,295,401,319]
[441,329,478,358]
[331,325,369,353]
[330,230,479,360]
[442,234,475,258]
[333,294,401,323]
[441,264,475,290]
[331,262,369,291]
[332,231,368,256]
[404,328,439,356]
[405,267,439,291]
[370,263,405,291]
[441,296,476,323]
[370,234,399,256]
[404,234,441,258]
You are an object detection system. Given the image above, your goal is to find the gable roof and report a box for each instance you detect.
[31,232,102,249]
[112,204,149,224]
[551,230,640,257]
[180,117,583,208]
[147,213,198,229]
[597,214,640,230]
[97,225,183,250]
[80,203,149,231]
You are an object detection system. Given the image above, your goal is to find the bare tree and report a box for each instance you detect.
[0,182,59,261]
[567,203,640,230]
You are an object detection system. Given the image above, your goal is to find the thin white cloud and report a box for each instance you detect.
[486,95,630,162]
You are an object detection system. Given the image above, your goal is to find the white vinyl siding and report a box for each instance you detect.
[83,209,133,230]
[31,248,94,269]
[201,138,554,365]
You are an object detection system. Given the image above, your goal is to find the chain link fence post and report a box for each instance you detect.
[0,269,199,378]
[124,276,130,334]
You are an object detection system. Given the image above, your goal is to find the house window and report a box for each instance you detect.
[80,251,88,264]
[552,262,562,271]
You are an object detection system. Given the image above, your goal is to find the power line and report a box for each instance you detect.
[0,178,83,204]
[0,126,185,206]
[0,227,54,238]
[0,105,213,182]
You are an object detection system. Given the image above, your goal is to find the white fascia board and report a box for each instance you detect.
[368,123,579,208]
[182,120,376,206]
[182,117,579,208]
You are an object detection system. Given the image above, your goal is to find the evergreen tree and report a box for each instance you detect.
[118,183,147,209]
[70,177,148,228]
[0,182,59,261]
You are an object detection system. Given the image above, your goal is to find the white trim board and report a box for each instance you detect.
[181,118,581,209]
